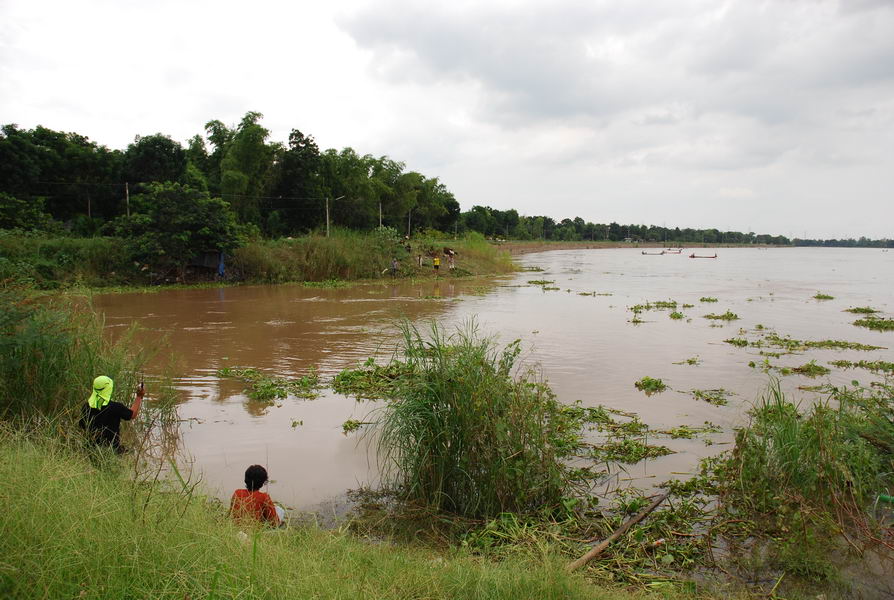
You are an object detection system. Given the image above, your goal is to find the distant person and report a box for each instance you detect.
[390,257,399,276]
[78,375,144,453]
[230,465,284,527]
[433,255,440,273]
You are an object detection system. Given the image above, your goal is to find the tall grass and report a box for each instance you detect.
[229,228,398,282]
[0,428,615,600]
[0,286,150,420]
[0,233,140,289]
[377,320,573,519]
[729,381,892,514]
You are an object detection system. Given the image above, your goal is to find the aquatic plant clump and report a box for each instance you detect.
[691,388,733,406]
[812,292,834,300]
[791,361,831,378]
[216,366,321,401]
[333,359,415,400]
[376,321,586,519]
[699,297,718,303]
[853,316,894,331]
[844,306,879,314]
[703,310,739,321]
[634,376,667,394]
[589,439,673,463]
[828,359,894,374]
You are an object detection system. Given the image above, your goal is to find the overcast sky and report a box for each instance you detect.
[2,0,892,239]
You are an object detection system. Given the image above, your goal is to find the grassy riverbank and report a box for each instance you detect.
[0,229,515,291]
[0,428,639,600]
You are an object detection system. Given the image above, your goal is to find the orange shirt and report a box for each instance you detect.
[230,489,280,525]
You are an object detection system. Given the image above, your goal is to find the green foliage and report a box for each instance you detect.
[703,310,739,321]
[0,233,140,288]
[0,192,59,232]
[844,306,879,314]
[590,438,673,462]
[0,287,148,419]
[724,338,748,347]
[105,182,243,273]
[217,366,320,402]
[669,311,684,320]
[812,292,834,300]
[715,381,894,568]
[853,315,894,331]
[691,388,733,406]
[699,297,718,303]
[634,376,667,394]
[792,360,831,377]
[0,429,606,600]
[828,359,894,374]
[376,321,581,519]
[123,133,186,184]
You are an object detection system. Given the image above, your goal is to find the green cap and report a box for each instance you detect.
[87,375,114,409]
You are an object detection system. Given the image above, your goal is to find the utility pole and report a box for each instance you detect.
[407,209,412,236]
[326,195,345,237]
[125,182,130,217]
[379,201,382,228]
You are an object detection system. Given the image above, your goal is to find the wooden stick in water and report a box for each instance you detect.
[565,493,668,572]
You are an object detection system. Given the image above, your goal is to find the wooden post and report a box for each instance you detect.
[325,197,330,237]
[125,182,130,217]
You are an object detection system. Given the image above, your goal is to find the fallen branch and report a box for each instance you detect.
[566,493,669,572]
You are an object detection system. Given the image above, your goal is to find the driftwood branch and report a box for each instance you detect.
[565,493,669,572]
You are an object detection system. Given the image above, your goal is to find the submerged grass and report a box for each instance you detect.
[715,381,894,564]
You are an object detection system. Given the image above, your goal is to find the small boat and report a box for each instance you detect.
[689,253,718,259]
[664,249,683,254]
[642,250,665,255]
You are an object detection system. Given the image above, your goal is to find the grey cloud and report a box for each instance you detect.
[340,0,894,129]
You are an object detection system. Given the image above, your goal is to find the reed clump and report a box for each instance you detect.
[715,381,894,576]
[377,320,576,519]
[0,286,148,420]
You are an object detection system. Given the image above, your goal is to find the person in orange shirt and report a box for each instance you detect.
[229,465,283,526]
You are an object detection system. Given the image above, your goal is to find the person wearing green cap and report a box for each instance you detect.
[78,375,144,453]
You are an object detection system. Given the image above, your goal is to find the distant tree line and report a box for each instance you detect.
[1,113,888,250]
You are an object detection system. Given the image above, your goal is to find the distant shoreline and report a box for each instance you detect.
[499,240,782,255]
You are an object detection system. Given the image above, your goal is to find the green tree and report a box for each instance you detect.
[0,193,58,231]
[122,133,186,185]
[268,129,322,233]
[104,182,242,274]
[217,112,277,224]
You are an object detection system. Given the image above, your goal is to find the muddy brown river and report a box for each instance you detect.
[94,247,893,513]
